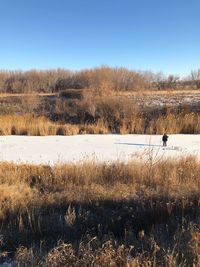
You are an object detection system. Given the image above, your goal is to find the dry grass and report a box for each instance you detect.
[0,92,56,98]
[1,111,200,136]
[1,88,200,98]
[0,156,199,266]
[0,89,198,99]
[147,112,200,134]
[129,89,200,95]
[0,114,79,135]
[113,89,200,105]
[0,115,110,136]
[2,90,200,135]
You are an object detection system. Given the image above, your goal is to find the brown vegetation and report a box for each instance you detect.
[0,67,200,94]
[1,81,200,137]
[1,109,200,136]
[0,156,199,266]
[146,112,200,134]
[0,115,110,136]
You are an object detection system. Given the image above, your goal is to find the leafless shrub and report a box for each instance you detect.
[59,89,84,100]
[21,94,41,114]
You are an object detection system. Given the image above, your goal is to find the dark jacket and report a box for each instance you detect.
[162,134,168,142]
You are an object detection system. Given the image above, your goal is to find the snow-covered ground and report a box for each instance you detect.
[129,91,200,108]
[0,134,199,165]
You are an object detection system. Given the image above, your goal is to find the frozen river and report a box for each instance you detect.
[0,134,199,165]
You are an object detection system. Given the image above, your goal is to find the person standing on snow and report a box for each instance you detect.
[162,133,169,147]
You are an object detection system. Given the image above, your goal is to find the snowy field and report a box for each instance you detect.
[0,134,200,165]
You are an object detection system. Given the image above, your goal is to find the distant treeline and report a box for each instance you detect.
[0,66,199,93]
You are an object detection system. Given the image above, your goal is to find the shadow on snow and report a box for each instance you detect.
[115,142,180,151]
[115,142,162,147]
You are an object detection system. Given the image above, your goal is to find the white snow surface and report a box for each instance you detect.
[0,134,199,165]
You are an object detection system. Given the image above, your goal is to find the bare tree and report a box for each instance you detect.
[166,75,179,89]
[191,69,200,89]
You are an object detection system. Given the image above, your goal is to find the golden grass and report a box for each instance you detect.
[0,114,78,135]
[110,89,200,98]
[0,115,110,135]
[1,111,200,136]
[0,157,199,266]
[0,92,56,98]
[147,112,200,134]
[0,157,199,220]
[0,89,199,98]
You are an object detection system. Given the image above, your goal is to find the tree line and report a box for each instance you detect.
[0,66,199,93]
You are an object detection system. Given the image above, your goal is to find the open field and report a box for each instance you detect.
[128,90,200,109]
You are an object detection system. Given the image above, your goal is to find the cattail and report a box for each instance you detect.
[138,230,145,240]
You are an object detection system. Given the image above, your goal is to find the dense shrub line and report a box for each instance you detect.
[0,66,199,94]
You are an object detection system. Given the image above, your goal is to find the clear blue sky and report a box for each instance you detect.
[0,0,199,75]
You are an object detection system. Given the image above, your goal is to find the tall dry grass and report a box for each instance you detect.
[0,115,109,136]
[0,156,199,266]
[147,112,200,134]
[1,111,200,136]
